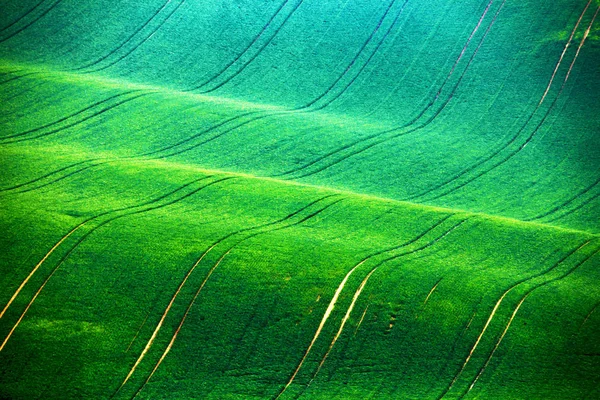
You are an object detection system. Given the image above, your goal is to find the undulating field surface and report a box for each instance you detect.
[1,0,599,399]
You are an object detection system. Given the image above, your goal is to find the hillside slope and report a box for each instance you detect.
[1,0,599,399]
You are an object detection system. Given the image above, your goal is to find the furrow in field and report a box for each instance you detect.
[580,301,600,331]
[0,91,140,140]
[539,0,593,105]
[0,71,39,86]
[73,0,174,72]
[185,0,291,92]
[0,175,219,338]
[0,0,62,43]
[126,197,345,396]
[354,304,370,335]
[463,246,600,397]
[525,177,600,222]
[547,192,600,224]
[423,278,443,306]
[2,1,490,184]
[187,0,304,93]
[0,161,99,194]
[274,261,367,400]
[0,221,86,319]
[275,0,504,180]
[436,240,592,399]
[121,194,339,390]
[415,4,598,203]
[126,311,151,353]
[306,219,468,397]
[0,92,153,144]
[0,79,48,103]
[85,0,186,74]
[0,0,47,33]
[297,0,406,111]
[173,0,405,140]
[275,217,464,398]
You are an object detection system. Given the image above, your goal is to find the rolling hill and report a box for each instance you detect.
[1,0,599,398]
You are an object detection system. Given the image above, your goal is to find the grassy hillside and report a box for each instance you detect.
[1,0,599,399]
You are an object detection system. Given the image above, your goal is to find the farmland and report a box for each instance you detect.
[0,0,599,399]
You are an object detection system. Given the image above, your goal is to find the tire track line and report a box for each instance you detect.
[463,246,600,397]
[436,240,592,399]
[123,197,344,397]
[354,304,370,335]
[155,0,407,158]
[0,79,48,104]
[185,0,292,92]
[418,4,598,202]
[578,301,600,332]
[0,175,214,327]
[274,215,460,398]
[301,219,468,398]
[0,91,140,141]
[0,160,95,194]
[539,0,593,105]
[2,92,153,144]
[297,0,405,111]
[2,0,437,183]
[274,260,367,400]
[0,71,39,86]
[525,177,600,222]
[0,221,86,319]
[187,0,305,93]
[126,311,152,353]
[0,0,62,43]
[1,176,233,352]
[86,0,187,74]
[73,0,174,71]
[423,278,443,306]
[275,0,504,180]
[157,0,412,159]
[546,191,600,225]
[0,0,47,33]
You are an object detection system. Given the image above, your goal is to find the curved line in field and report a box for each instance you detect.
[274,260,366,399]
[86,0,187,74]
[0,0,62,43]
[275,0,504,180]
[0,160,94,193]
[297,0,404,110]
[305,219,467,395]
[186,0,291,91]
[354,304,370,335]
[423,278,443,306]
[129,197,344,397]
[579,301,600,332]
[0,0,47,33]
[0,71,39,86]
[0,91,139,140]
[0,221,86,319]
[525,177,600,222]
[126,311,152,353]
[2,92,153,144]
[539,0,593,105]
[0,176,221,350]
[278,218,465,398]
[73,0,174,71]
[189,0,306,94]
[464,246,600,397]
[417,4,598,203]
[436,240,592,399]
[157,0,407,158]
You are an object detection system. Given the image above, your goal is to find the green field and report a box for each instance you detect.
[1,0,599,398]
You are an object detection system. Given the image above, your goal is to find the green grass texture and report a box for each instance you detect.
[1,0,599,399]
